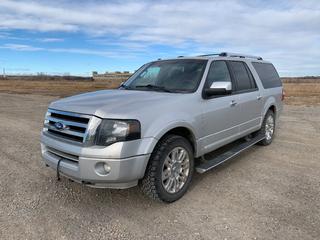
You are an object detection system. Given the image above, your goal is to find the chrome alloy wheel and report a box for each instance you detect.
[265,115,275,141]
[161,147,190,194]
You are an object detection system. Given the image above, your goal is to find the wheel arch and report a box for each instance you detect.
[161,127,197,154]
[268,104,276,113]
[262,96,278,120]
[266,104,276,117]
[147,123,199,159]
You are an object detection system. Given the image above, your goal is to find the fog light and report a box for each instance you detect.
[95,162,111,176]
[103,163,111,173]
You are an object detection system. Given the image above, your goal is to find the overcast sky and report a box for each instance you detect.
[0,0,319,76]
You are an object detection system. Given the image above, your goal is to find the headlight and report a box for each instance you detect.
[88,119,141,146]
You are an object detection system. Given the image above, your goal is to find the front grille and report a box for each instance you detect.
[46,146,79,162]
[44,109,91,143]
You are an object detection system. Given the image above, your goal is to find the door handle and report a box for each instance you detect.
[257,95,262,100]
[230,100,237,107]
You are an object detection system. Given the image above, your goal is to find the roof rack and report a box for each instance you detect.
[197,53,220,57]
[219,52,263,60]
[197,52,263,60]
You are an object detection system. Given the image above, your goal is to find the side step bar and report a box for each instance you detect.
[196,135,265,174]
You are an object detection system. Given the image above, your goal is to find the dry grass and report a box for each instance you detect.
[0,79,319,106]
[283,82,320,96]
[0,79,121,97]
[283,82,320,106]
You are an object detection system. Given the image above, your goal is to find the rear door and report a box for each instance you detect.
[228,61,263,135]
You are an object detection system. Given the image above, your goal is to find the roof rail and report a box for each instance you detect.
[219,52,263,60]
[197,53,220,57]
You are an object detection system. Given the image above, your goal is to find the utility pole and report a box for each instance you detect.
[2,68,5,79]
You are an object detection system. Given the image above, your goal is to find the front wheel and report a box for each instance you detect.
[140,135,194,203]
[257,110,275,146]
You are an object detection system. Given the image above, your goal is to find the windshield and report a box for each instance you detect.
[123,59,207,93]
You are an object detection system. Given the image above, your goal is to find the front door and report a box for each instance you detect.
[200,60,242,153]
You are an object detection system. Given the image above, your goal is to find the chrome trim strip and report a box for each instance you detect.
[42,130,83,145]
[48,108,92,119]
[47,116,88,128]
[45,124,85,138]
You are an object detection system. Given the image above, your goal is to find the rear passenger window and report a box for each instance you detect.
[229,61,255,91]
[252,62,282,88]
[206,61,231,87]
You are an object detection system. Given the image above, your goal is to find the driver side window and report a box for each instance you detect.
[206,61,231,87]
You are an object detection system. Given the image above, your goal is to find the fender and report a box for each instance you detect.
[143,120,200,158]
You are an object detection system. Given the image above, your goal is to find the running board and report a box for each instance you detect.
[196,135,265,174]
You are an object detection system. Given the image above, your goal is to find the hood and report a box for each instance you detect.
[49,89,184,119]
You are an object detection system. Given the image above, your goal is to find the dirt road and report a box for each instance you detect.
[0,93,319,240]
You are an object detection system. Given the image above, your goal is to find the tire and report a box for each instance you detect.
[140,134,194,203]
[257,110,275,146]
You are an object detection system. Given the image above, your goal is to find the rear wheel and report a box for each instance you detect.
[257,110,275,146]
[140,135,194,203]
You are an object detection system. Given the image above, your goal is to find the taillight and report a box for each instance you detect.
[281,89,285,101]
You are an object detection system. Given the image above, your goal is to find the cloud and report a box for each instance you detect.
[48,47,115,57]
[0,32,27,40]
[0,43,133,58]
[0,43,43,51]
[0,0,319,75]
[38,38,64,43]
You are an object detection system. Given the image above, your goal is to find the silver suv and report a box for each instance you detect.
[41,52,284,202]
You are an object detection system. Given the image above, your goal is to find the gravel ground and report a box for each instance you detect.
[0,93,319,240]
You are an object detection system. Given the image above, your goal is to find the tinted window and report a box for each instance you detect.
[252,62,282,88]
[206,61,231,87]
[229,61,254,91]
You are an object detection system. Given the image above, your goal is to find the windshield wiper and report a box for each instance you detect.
[135,84,173,93]
[119,83,132,90]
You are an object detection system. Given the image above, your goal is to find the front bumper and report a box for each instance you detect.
[41,133,155,189]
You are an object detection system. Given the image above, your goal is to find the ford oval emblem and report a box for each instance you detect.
[54,122,65,130]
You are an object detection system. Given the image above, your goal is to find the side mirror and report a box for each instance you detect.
[204,81,232,97]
